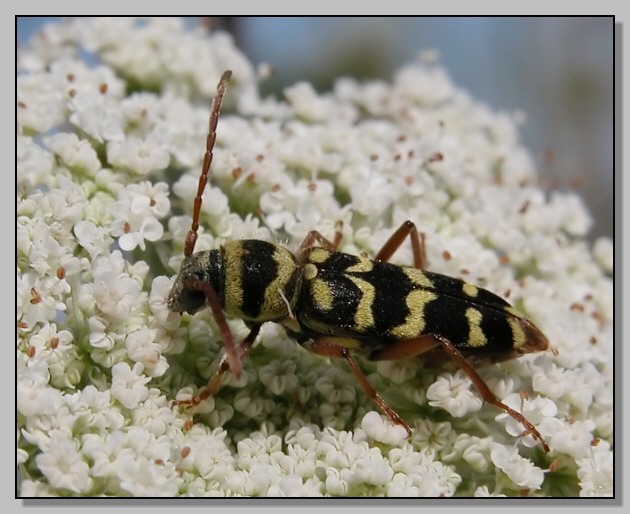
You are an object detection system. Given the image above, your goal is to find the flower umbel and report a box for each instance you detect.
[17,17,613,497]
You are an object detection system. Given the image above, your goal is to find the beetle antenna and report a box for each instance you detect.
[184,69,233,257]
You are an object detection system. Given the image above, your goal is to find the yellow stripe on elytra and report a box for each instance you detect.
[345,256,374,273]
[390,289,437,339]
[462,282,479,297]
[402,267,434,289]
[508,318,526,349]
[505,306,526,319]
[465,307,487,347]
[311,277,334,311]
[346,275,375,331]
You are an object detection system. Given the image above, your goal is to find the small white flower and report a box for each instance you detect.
[27,223,69,277]
[91,252,147,320]
[284,82,339,122]
[285,425,319,451]
[111,212,163,252]
[17,378,64,417]
[233,389,272,420]
[266,474,323,497]
[236,431,283,471]
[318,402,355,432]
[258,359,298,395]
[386,474,421,497]
[109,182,169,251]
[550,192,593,237]
[110,361,151,409]
[350,167,401,219]
[547,419,597,460]
[426,369,483,417]
[69,88,126,142]
[46,132,102,176]
[121,92,162,134]
[318,430,370,469]
[17,272,59,329]
[155,100,208,167]
[375,359,418,385]
[191,438,234,481]
[489,442,544,490]
[148,276,181,331]
[17,74,66,134]
[87,315,115,350]
[410,419,458,457]
[350,450,394,487]
[125,327,168,377]
[577,443,613,497]
[125,426,172,462]
[388,445,432,473]
[69,385,125,433]
[35,437,93,493]
[494,393,557,449]
[394,65,456,106]
[129,394,176,437]
[444,433,492,473]
[360,412,408,446]
[107,138,170,175]
[386,447,461,497]
[116,452,179,497]
[47,345,85,389]
[82,430,128,478]
[324,467,350,496]
[224,464,276,496]
[74,220,114,259]
[26,322,73,354]
[314,367,356,404]
[279,443,317,478]
[17,137,56,190]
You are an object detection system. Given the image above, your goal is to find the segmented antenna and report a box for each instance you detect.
[184,69,233,257]
[181,70,243,378]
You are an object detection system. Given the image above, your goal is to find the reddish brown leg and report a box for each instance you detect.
[370,334,439,361]
[298,221,343,256]
[183,275,242,378]
[432,334,549,452]
[369,332,549,452]
[173,324,261,409]
[303,337,412,437]
[374,220,426,269]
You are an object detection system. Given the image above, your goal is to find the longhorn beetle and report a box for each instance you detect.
[167,70,550,452]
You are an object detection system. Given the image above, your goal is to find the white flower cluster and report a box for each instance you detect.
[17,17,613,497]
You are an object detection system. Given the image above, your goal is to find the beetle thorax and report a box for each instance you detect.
[222,240,302,323]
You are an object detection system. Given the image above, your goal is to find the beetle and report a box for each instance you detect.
[167,70,550,452]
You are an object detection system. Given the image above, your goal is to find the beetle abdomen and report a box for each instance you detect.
[297,248,548,354]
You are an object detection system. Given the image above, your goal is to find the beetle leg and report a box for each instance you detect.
[369,334,439,361]
[184,275,242,378]
[303,337,412,437]
[432,334,549,452]
[374,220,426,269]
[173,324,261,409]
[298,221,344,255]
[370,333,549,452]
